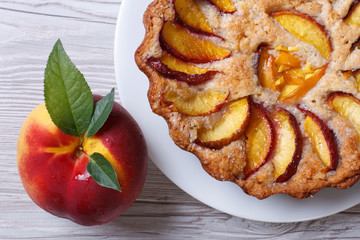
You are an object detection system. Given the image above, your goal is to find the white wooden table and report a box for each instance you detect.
[2,1,360,239]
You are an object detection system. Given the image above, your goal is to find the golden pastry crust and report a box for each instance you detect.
[135,0,360,199]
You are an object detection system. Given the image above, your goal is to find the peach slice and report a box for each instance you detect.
[160,21,231,63]
[275,45,299,52]
[174,0,214,35]
[298,107,338,170]
[162,87,229,116]
[328,92,360,135]
[353,71,360,92]
[243,103,275,179]
[283,68,305,85]
[147,55,218,85]
[257,45,305,91]
[208,0,236,13]
[271,10,332,60]
[274,51,302,68]
[196,97,251,149]
[272,109,302,183]
[279,64,327,104]
[257,45,278,91]
[345,1,360,26]
[277,65,291,73]
[341,69,360,92]
[341,70,354,80]
[275,76,286,89]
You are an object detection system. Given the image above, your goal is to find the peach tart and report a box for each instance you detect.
[136,0,360,199]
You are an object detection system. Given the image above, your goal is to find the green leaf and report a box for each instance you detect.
[85,88,115,138]
[87,152,121,191]
[44,39,93,137]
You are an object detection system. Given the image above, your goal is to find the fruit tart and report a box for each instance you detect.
[135,0,360,199]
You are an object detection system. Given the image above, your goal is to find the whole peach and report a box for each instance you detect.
[17,96,148,225]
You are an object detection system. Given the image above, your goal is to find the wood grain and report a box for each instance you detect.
[2,0,360,239]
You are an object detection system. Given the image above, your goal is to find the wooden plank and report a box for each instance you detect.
[2,0,360,239]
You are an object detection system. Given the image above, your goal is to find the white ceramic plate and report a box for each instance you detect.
[114,0,360,223]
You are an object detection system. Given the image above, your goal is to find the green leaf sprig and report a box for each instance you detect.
[44,39,120,191]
